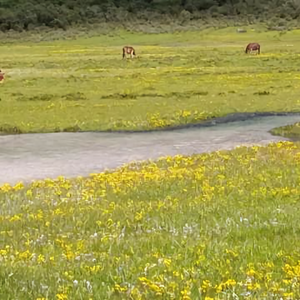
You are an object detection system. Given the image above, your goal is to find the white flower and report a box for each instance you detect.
[86,280,92,292]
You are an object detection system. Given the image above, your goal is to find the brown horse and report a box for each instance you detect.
[245,43,260,54]
[0,70,5,84]
[123,46,136,59]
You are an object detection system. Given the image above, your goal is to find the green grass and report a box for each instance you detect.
[271,122,300,138]
[3,26,300,300]
[1,27,300,133]
[1,141,300,299]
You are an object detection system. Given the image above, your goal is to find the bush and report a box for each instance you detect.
[0,0,299,32]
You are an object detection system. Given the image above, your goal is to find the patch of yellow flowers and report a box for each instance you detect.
[111,110,215,130]
[0,141,299,299]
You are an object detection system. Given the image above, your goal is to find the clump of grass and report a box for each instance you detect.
[16,94,55,102]
[0,124,22,134]
[62,125,82,132]
[102,90,209,100]
[15,93,87,102]
[62,92,87,101]
[102,92,138,100]
[271,122,300,138]
[253,91,271,95]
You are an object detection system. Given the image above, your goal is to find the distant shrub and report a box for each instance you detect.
[0,124,22,134]
[16,94,54,101]
[62,92,87,101]
[254,91,270,96]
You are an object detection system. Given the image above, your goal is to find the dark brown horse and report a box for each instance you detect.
[123,46,136,59]
[245,43,260,54]
[0,70,5,84]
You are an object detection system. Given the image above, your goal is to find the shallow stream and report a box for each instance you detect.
[0,115,299,184]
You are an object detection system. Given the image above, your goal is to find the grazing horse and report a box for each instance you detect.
[123,46,136,59]
[0,70,5,84]
[245,43,260,54]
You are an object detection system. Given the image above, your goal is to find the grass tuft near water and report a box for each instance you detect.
[271,122,300,138]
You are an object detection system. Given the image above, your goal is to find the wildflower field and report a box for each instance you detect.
[1,26,300,299]
[1,27,300,133]
[0,141,299,299]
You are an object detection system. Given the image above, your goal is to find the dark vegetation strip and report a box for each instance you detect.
[94,112,300,133]
[1,112,299,135]
[270,122,300,139]
[0,0,299,32]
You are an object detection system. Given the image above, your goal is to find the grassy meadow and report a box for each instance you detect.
[1,27,300,300]
[0,141,299,299]
[1,27,300,133]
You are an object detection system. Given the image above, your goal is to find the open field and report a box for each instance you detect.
[1,26,300,300]
[0,141,299,299]
[1,27,300,133]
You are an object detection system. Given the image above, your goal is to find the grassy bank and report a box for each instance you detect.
[1,27,300,133]
[0,141,299,299]
[271,122,300,138]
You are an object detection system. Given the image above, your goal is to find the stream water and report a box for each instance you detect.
[0,115,299,185]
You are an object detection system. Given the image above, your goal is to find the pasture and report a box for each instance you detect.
[1,27,300,300]
[0,142,300,299]
[1,27,300,133]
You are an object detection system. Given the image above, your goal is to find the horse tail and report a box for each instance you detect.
[245,46,248,54]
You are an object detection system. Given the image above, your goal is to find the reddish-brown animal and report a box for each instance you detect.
[0,70,5,84]
[123,46,136,59]
[245,43,260,54]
